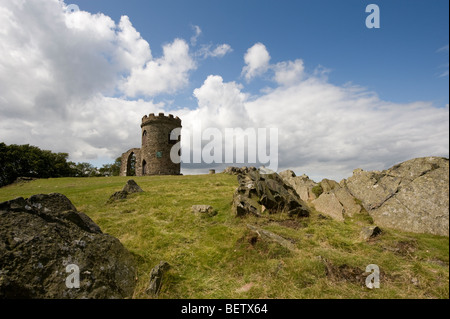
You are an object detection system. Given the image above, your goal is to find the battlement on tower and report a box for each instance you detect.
[141,112,181,127]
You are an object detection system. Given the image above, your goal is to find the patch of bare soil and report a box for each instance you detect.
[384,240,418,257]
[318,256,366,285]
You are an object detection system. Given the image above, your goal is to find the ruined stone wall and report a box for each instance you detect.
[119,148,142,177]
[140,113,181,175]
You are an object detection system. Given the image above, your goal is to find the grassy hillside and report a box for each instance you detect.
[0,175,448,299]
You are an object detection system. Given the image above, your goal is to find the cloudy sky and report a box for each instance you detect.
[0,0,448,181]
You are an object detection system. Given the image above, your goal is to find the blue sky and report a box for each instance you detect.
[0,0,448,180]
[71,0,449,107]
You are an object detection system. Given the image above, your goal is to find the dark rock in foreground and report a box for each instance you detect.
[0,193,136,299]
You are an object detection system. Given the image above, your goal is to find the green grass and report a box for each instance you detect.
[0,175,448,299]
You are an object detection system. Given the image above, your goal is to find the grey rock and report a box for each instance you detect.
[108,180,144,203]
[278,169,296,180]
[312,192,345,222]
[310,185,364,221]
[345,157,449,236]
[0,193,136,299]
[231,168,310,218]
[122,179,143,194]
[333,187,361,218]
[279,171,318,202]
[319,179,340,193]
[360,226,382,241]
[246,224,296,251]
[223,166,257,175]
[191,205,217,216]
[107,190,129,203]
[146,261,170,296]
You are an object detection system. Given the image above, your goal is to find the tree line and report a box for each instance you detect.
[0,143,122,187]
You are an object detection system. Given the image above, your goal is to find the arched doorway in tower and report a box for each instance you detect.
[142,160,147,176]
[126,152,136,176]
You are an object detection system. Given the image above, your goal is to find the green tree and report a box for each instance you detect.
[112,157,121,176]
[0,143,76,186]
[73,162,98,177]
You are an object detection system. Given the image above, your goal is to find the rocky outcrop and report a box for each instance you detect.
[307,180,362,221]
[319,179,340,193]
[312,192,346,221]
[0,193,136,298]
[279,170,363,221]
[232,168,310,218]
[280,157,449,236]
[279,170,318,202]
[223,166,256,175]
[333,187,362,217]
[344,157,449,236]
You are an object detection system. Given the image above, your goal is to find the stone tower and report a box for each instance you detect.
[120,113,181,176]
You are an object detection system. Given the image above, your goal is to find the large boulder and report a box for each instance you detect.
[319,179,340,193]
[308,178,363,221]
[279,170,318,202]
[0,193,136,298]
[344,157,449,236]
[312,192,345,222]
[333,187,361,217]
[232,168,310,218]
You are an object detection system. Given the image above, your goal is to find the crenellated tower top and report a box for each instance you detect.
[141,112,181,127]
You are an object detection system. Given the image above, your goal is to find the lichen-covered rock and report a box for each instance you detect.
[107,190,129,203]
[279,170,318,202]
[345,157,449,236]
[0,193,136,298]
[312,192,345,222]
[360,226,382,241]
[223,166,257,175]
[319,179,340,193]
[122,179,143,194]
[333,187,361,217]
[191,205,217,216]
[232,168,310,218]
[107,179,144,203]
[146,261,170,296]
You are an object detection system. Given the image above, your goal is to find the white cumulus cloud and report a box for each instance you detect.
[273,59,305,86]
[241,42,271,81]
[121,38,196,97]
